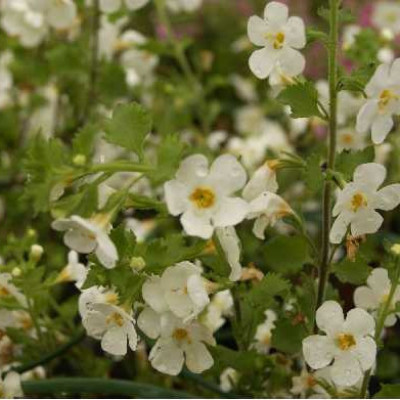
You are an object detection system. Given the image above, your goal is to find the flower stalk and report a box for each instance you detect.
[315,0,340,323]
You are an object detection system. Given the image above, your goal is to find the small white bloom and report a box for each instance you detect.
[356,59,400,144]
[56,251,88,288]
[206,130,228,151]
[252,309,277,354]
[201,290,233,332]
[337,127,368,153]
[290,368,319,398]
[0,273,27,307]
[235,105,265,136]
[215,227,242,281]
[166,0,202,13]
[341,25,361,51]
[142,261,210,321]
[83,302,137,356]
[378,47,395,64]
[303,301,376,387]
[230,75,258,102]
[330,163,400,244]
[247,1,306,81]
[164,154,249,239]
[372,1,400,35]
[243,161,278,200]
[52,214,118,269]
[220,368,240,393]
[144,312,215,376]
[79,286,119,318]
[99,0,150,13]
[0,371,23,399]
[354,268,400,327]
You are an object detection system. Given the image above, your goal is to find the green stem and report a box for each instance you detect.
[88,161,154,174]
[315,0,339,326]
[154,0,209,134]
[360,259,400,398]
[21,378,195,398]
[11,330,85,375]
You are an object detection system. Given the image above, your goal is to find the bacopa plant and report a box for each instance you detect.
[1,0,400,398]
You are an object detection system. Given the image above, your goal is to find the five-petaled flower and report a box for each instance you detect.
[164,154,249,239]
[356,59,400,144]
[303,301,376,387]
[247,1,306,82]
[330,163,400,244]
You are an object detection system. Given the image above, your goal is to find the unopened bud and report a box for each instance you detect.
[391,243,400,256]
[12,267,21,277]
[30,244,44,262]
[27,228,36,237]
[73,154,87,166]
[130,257,146,271]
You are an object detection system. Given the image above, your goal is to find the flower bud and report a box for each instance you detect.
[30,244,44,262]
[12,267,22,277]
[73,154,87,166]
[130,257,146,271]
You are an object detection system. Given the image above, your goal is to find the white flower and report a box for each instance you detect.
[337,128,367,153]
[142,312,215,376]
[142,261,210,321]
[290,368,319,398]
[234,105,265,136]
[243,162,293,240]
[230,75,258,102]
[78,286,119,319]
[215,227,242,281]
[166,0,202,13]
[341,25,361,51]
[356,59,400,144]
[56,251,88,288]
[220,368,240,393]
[251,309,277,354]
[164,154,249,239]
[0,372,23,399]
[83,302,137,356]
[201,289,233,332]
[125,218,155,243]
[354,268,400,327]
[247,1,306,81]
[206,130,228,151]
[330,163,400,244]
[302,301,376,386]
[52,215,118,269]
[99,0,149,13]
[372,2,400,35]
[0,273,27,307]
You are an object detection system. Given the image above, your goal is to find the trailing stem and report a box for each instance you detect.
[315,0,339,325]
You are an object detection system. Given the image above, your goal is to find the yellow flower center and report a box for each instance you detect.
[337,333,356,350]
[190,187,215,209]
[341,133,354,145]
[0,286,10,297]
[105,292,119,305]
[351,192,368,212]
[267,31,286,49]
[173,328,189,342]
[106,312,124,327]
[379,89,398,111]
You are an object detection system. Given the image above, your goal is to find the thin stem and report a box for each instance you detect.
[360,259,400,398]
[21,378,195,398]
[315,0,339,325]
[10,330,85,376]
[82,0,100,123]
[88,161,154,174]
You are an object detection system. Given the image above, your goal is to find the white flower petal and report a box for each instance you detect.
[316,301,345,335]
[142,276,168,314]
[330,353,363,387]
[375,184,400,210]
[353,163,386,190]
[181,209,214,239]
[353,337,377,371]
[356,101,378,133]
[95,233,118,269]
[367,268,390,296]
[208,154,247,195]
[350,209,383,237]
[184,341,214,373]
[330,212,351,244]
[216,226,242,281]
[249,48,277,80]
[138,307,161,339]
[187,274,210,311]
[344,308,375,337]
[212,197,249,227]
[279,47,306,77]
[264,1,289,26]
[284,16,306,49]
[176,154,209,186]
[99,0,121,13]
[47,0,76,29]
[126,322,138,351]
[149,338,184,376]
[247,15,268,46]
[371,115,393,144]
[164,180,189,216]
[101,326,127,356]
[353,286,378,310]
[302,335,334,369]
[242,164,278,201]
[64,230,97,254]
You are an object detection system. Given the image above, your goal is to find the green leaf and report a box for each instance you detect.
[148,134,185,184]
[72,123,98,157]
[306,28,329,45]
[336,146,375,180]
[332,255,371,285]
[318,7,355,24]
[374,384,400,398]
[263,236,310,275]
[271,317,307,354]
[104,102,152,158]
[338,64,377,94]
[278,81,324,119]
[303,151,324,194]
